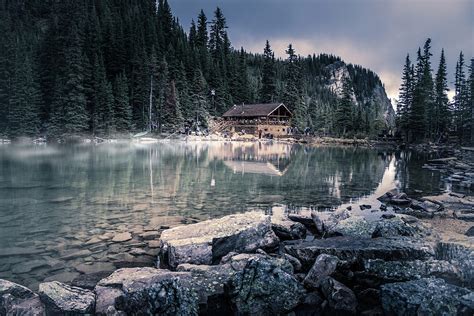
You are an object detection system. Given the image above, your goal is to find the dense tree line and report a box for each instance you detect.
[0,0,390,139]
[396,38,473,144]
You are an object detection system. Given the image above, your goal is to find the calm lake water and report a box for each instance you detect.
[0,141,448,288]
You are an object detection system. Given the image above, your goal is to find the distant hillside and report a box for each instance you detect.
[0,0,394,139]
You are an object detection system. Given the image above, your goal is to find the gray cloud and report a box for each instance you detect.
[171,0,474,101]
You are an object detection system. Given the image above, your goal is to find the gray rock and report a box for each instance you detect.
[435,242,474,288]
[303,254,339,289]
[176,263,236,315]
[95,267,198,315]
[226,255,305,315]
[319,276,357,315]
[284,253,303,272]
[372,217,431,238]
[309,209,352,237]
[333,215,377,238]
[0,279,45,316]
[381,278,473,316]
[466,226,474,236]
[288,213,315,231]
[39,281,95,315]
[359,259,464,286]
[178,255,293,314]
[284,236,435,270]
[71,271,114,290]
[159,212,279,268]
[271,218,307,240]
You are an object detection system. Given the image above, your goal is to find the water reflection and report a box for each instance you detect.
[0,141,446,288]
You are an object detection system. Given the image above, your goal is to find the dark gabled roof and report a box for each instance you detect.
[222,103,291,118]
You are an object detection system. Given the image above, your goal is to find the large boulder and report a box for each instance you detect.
[94,267,198,315]
[303,254,340,289]
[38,281,95,315]
[319,276,357,315]
[0,279,45,316]
[358,259,464,286]
[159,212,279,268]
[284,236,435,270]
[371,216,431,238]
[226,255,305,315]
[381,278,473,316]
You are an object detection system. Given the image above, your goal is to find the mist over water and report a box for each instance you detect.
[0,141,444,288]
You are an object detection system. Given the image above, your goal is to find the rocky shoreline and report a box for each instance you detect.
[1,189,473,315]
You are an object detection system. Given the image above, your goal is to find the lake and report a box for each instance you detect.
[0,141,447,288]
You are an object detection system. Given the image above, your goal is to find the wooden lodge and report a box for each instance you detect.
[221,103,292,138]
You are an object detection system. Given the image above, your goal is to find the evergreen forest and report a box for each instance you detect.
[1,0,404,139]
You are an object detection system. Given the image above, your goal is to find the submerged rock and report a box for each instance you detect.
[0,279,45,316]
[381,278,473,316]
[159,212,279,268]
[95,267,198,315]
[111,232,132,242]
[226,255,305,315]
[39,281,95,315]
[284,236,435,270]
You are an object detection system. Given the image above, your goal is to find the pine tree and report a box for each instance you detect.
[434,49,449,140]
[260,40,277,103]
[190,68,209,128]
[196,10,208,49]
[335,76,354,136]
[162,80,184,131]
[469,58,474,144]
[49,23,88,137]
[397,54,413,141]
[113,73,132,132]
[189,20,197,47]
[282,44,301,110]
[410,48,427,142]
[8,52,41,138]
[454,51,468,142]
[420,38,435,140]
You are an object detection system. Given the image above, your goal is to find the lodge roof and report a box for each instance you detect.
[222,103,292,118]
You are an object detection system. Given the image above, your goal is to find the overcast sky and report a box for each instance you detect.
[171,0,474,102]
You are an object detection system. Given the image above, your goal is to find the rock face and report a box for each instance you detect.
[381,278,473,316]
[95,267,198,315]
[0,279,45,316]
[159,212,279,268]
[325,61,395,130]
[226,255,305,315]
[38,281,95,315]
[284,236,435,269]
